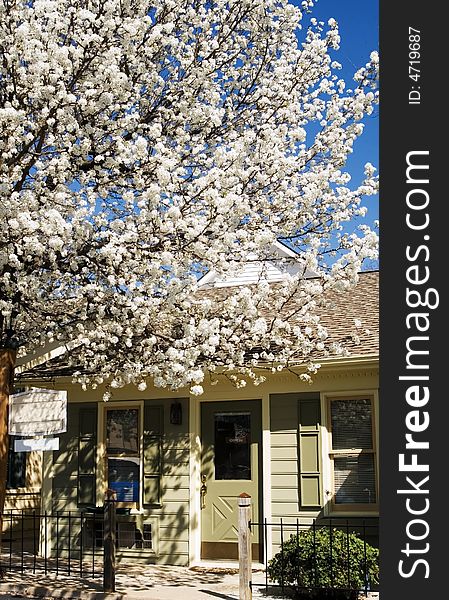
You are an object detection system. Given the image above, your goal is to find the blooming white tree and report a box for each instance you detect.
[0,0,378,511]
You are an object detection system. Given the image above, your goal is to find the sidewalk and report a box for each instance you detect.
[2,565,240,600]
[0,564,380,600]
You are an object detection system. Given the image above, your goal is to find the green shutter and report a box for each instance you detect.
[143,404,163,506]
[77,407,97,506]
[298,397,322,508]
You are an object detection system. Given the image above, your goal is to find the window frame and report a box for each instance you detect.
[326,393,379,513]
[101,401,144,510]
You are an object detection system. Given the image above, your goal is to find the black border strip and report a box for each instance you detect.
[380,1,446,598]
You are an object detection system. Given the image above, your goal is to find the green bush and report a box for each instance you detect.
[267,527,379,600]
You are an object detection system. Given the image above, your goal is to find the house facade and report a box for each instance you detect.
[4,445,42,512]
[11,268,379,566]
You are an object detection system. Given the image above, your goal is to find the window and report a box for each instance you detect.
[105,407,140,504]
[102,402,164,508]
[329,397,377,509]
[6,436,26,489]
[214,412,251,480]
[88,518,155,551]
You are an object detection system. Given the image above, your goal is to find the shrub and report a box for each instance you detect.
[267,527,379,600]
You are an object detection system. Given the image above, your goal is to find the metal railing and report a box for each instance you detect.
[250,517,379,599]
[0,509,104,579]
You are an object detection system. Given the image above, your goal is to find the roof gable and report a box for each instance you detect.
[198,240,316,287]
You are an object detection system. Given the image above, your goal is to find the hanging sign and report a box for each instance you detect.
[14,437,60,452]
[8,388,67,436]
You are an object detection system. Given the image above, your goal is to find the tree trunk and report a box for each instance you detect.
[0,349,17,525]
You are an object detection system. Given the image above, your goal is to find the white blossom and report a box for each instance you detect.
[0,0,378,396]
[190,385,204,396]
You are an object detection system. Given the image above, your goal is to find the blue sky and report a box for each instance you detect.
[292,0,379,227]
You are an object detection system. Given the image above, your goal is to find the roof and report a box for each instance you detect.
[198,269,378,359]
[313,270,378,358]
[17,270,378,381]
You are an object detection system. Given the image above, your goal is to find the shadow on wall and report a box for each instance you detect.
[4,449,42,512]
[57,396,194,566]
[2,397,194,568]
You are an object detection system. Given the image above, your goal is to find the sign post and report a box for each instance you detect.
[104,489,117,592]
[238,493,252,600]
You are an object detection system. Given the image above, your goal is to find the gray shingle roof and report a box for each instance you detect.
[18,271,378,381]
[200,269,379,360]
[313,270,378,358]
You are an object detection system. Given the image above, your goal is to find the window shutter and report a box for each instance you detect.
[6,436,26,489]
[78,407,97,506]
[143,404,163,506]
[298,397,322,508]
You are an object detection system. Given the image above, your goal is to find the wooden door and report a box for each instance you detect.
[201,400,261,560]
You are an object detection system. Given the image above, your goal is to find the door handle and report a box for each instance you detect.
[200,475,207,509]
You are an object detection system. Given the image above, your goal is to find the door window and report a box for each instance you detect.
[214,412,251,480]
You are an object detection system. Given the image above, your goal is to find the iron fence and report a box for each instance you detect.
[0,509,104,578]
[250,517,379,599]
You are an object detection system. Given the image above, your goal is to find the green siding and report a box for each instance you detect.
[50,398,190,565]
[127,397,191,564]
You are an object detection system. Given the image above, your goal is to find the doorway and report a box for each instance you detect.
[200,400,262,560]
